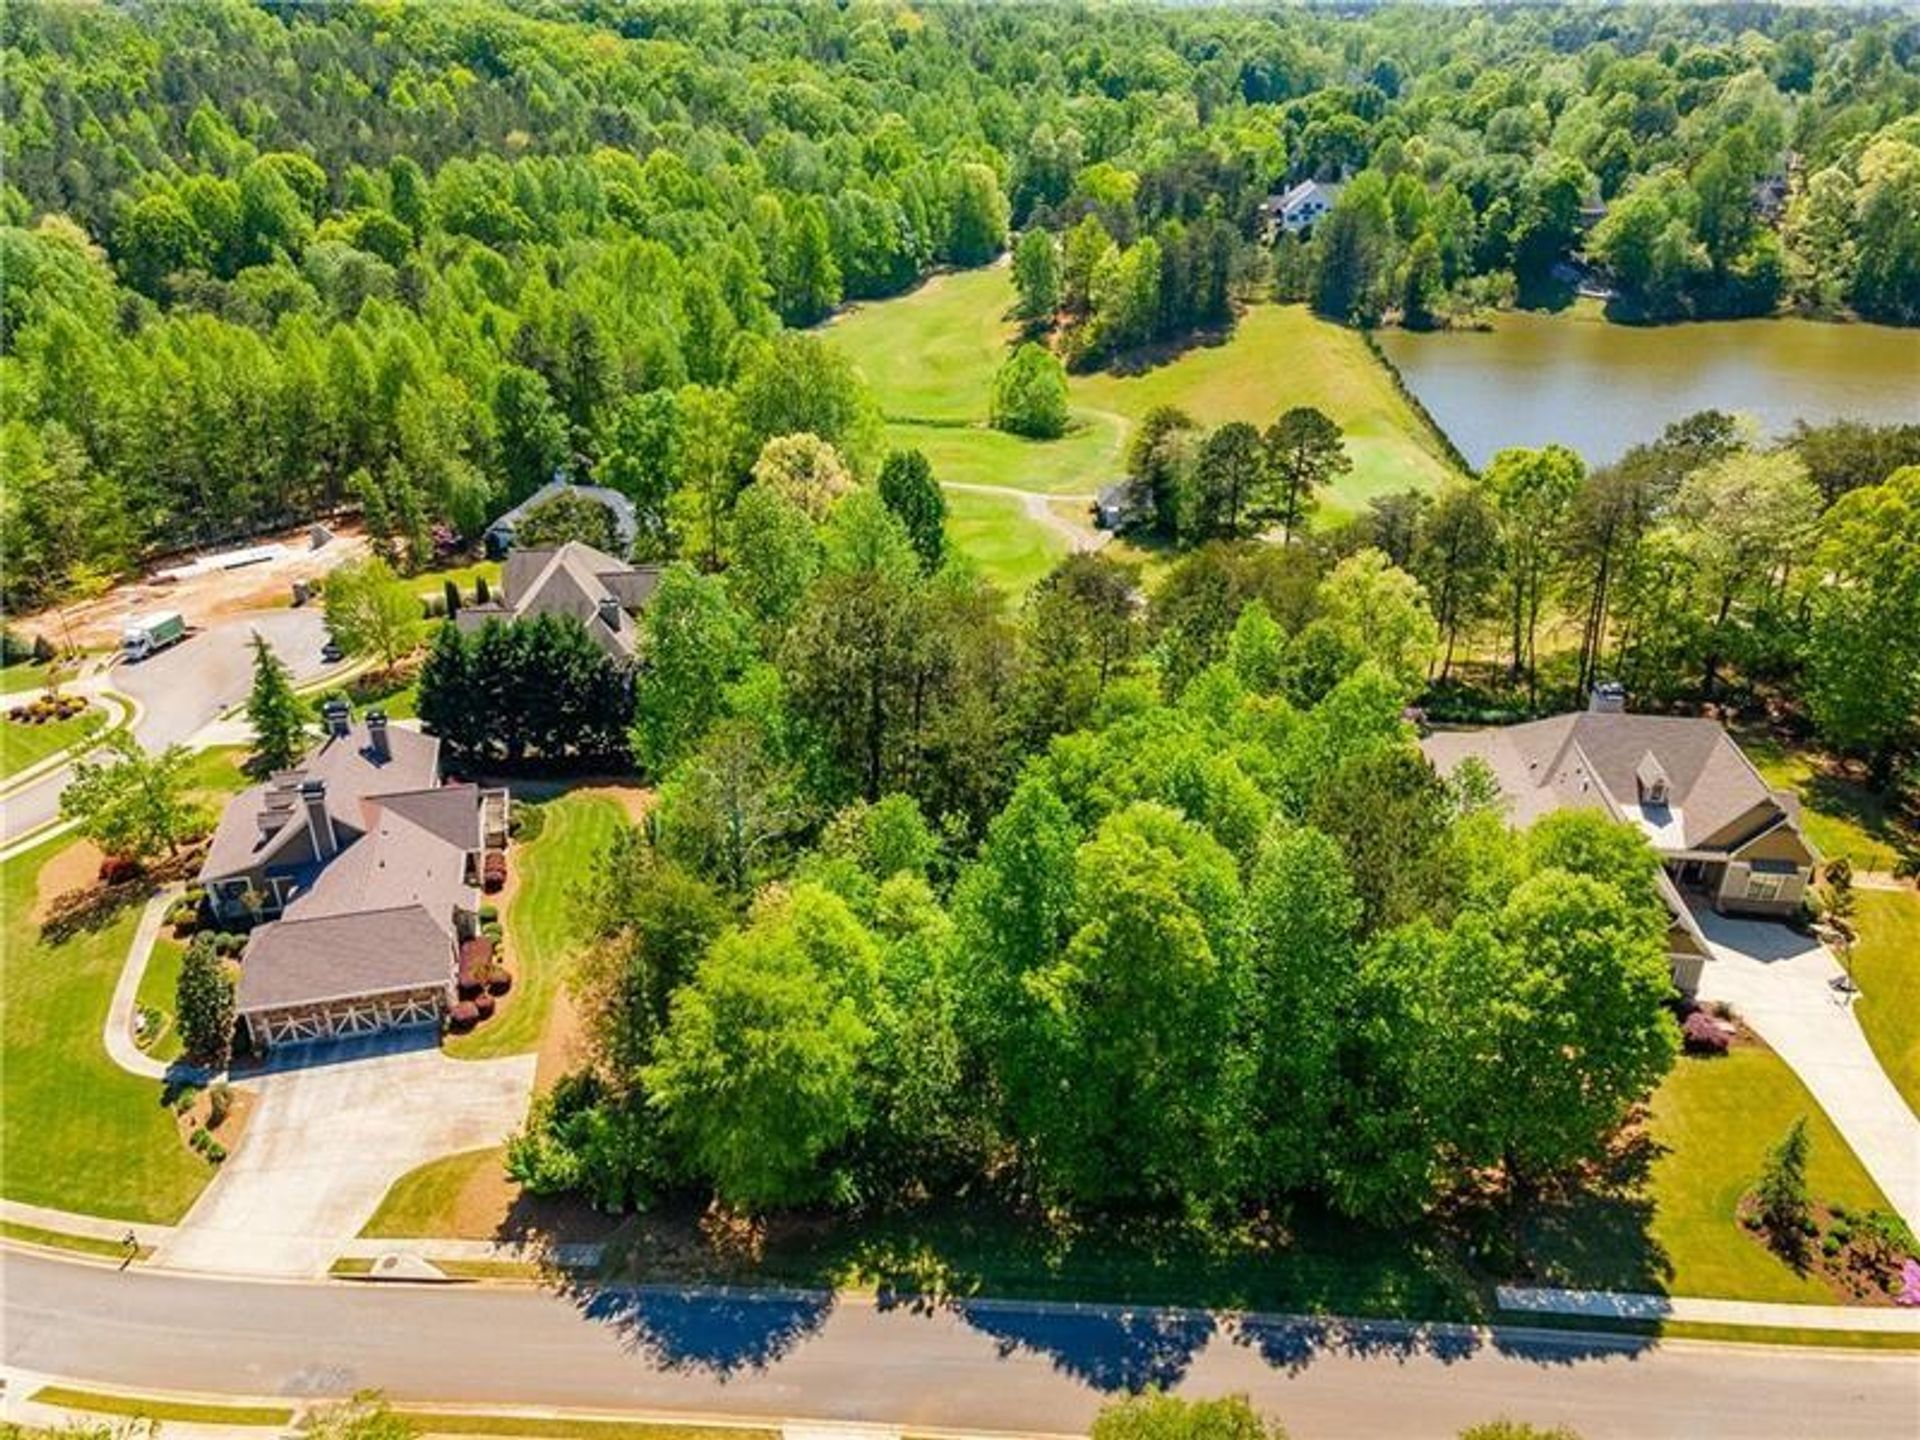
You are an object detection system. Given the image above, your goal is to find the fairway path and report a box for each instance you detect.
[940,480,1110,554]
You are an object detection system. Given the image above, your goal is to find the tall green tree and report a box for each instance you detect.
[877,448,947,573]
[989,342,1070,440]
[1263,406,1351,544]
[177,932,237,1070]
[244,632,307,773]
[60,733,206,864]
[322,557,423,672]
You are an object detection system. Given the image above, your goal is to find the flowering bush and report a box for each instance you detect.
[1682,1009,1735,1055]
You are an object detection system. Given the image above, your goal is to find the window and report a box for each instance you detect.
[1745,871,1786,903]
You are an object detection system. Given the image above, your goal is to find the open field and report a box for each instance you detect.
[1850,889,1920,1116]
[445,791,625,1061]
[829,266,1462,561]
[944,488,1071,597]
[0,838,212,1222]
[1525,1043,1894,1305]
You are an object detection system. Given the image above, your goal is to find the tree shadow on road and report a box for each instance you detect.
[563,1281,834,1379]
[951,1298,1216,1392]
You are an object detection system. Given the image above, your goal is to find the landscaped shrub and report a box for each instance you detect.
[1681,1010,1734,1055]
[97,855,141,885]
[189,1126,210,1153]
[1822,1234,1843,1257]
[486,966,512,996]
[474,992,496,1018]
[483,853,507,892]
[509,804,545,842]
[208,1082,233,1128]
[478,903,499,924]
[449,1000,480,1032]
[205,1139,227,1163]
[456,967,484,1000]
[214,931,247,957]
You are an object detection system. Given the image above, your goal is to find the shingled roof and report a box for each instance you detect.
[237,905,455,1012]
[454,540,660,661]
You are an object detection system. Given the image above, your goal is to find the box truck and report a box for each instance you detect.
[122,610,187,661]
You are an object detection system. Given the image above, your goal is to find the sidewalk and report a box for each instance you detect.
[1497,1285,1920,1334]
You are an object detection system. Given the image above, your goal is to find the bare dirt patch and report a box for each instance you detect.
[30,839,105,925]
[14,521,370,651]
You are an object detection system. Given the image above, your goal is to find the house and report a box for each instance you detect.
[483,479,639,559]
[1093,481,1144,532]
[1260,179,1343,238]
[1421,685,1818,994]
[454,540,661,663]
[197,702,509,1050]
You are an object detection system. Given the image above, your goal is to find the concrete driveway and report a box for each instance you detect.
[152,1033,535,1278]
[1692,905,1920,1233]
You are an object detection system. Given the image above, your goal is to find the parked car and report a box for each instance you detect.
[320,639,343,663]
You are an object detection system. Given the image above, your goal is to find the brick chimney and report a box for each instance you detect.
[300,778,336,859]
[366,709,390,761]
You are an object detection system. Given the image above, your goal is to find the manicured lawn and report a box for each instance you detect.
[1850,888,1920,1116]
[133,931,186,1065]
[445,791,626,1061]
[411,558,502,606]
[31,1387,293,1427]
[830,266,1462,520]
[0,1219,153,1261]
[1525,1044,1894,1304]
[943,488,1069,598]
[1735,727,1917,873]
[0,837,212,1223]
[179,744,250,805]
[361,1146,505,1237]
[0,705,103,780]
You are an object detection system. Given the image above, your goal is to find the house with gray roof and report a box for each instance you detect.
[484,479,638,558]
[1421,686,1818,994]
[1260,178,1344,238]
[454,540,660,663]
[198,701,509,1050]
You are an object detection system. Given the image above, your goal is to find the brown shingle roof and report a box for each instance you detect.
[236,905,454,1013]
[454,541,657,661]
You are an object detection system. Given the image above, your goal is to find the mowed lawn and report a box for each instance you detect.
[944,488,1071,598]
[445,790,625,1061]
[1736,727,1917,874]
[361,1145,505,1237]
[1851,888,1920,1116]
[0,838,211,1223]
[0,705,103,781]
[1526,1044,1893,1304]
[829,264,1460,511]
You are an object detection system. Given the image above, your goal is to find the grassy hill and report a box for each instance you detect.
[827,264,1461,522]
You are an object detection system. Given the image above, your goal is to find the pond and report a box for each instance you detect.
[1378,313,1919,471]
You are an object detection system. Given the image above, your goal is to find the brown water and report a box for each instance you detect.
[1379,313,1918,469]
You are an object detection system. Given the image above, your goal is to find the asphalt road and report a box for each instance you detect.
[3,1253,1915,1438]
[0,609,329,845]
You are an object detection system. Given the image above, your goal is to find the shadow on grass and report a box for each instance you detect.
[1515,1130,1675,1298]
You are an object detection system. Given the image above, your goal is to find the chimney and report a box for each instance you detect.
[597,596,622,631]
[321,697,351,738]
[1589,682,1627,715]
[300,778,337,859]
[366,709,390,761]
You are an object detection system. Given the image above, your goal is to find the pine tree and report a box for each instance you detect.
[245,632,307,774]
[1755,1115,1812,1248]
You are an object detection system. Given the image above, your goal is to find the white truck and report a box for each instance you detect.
[122,610,187,661]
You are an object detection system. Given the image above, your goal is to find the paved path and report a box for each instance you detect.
[1692,904,1920,1233]
[103,887,188,1082]
[151,1035,536,1279]
[1498,1286,1920,1333]
[940,482,1112,554]
[5,1251,1916,1438]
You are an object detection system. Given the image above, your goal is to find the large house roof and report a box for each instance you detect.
[485,479,638,554]
[236,905,454,1014]
[199,722,440,884]
[454,540,659,661]
[1421,712,1805,856]
[282,794,478,936]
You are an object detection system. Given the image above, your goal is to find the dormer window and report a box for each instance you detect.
[1635,750,1671,807]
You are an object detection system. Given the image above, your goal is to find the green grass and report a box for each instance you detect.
[0,705,103,780]
[361,1146,505,1238]
[30,1387,292,1427]
[943,488,1069,598]
[830,265,1461,515]
[179,745,250,805]
[445,792,625,1060]
[412,558,504,604]
[1850,888,1920,1115]
[0,659,65,695]
[1498,1312,1920,1351]
[0,1219,151,1261]
[1735,728,1917,873]
[1524,1046,1894,1305]
[132,930,186,1064]
[0,836,214,1223]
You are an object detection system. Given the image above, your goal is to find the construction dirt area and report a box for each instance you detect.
[14,521,371,653]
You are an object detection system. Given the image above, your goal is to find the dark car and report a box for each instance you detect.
[321,639,343,664]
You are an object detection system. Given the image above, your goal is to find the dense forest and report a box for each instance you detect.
[5,1,1919,608]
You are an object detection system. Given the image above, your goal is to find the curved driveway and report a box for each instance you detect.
[3,1252,1915,1437]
